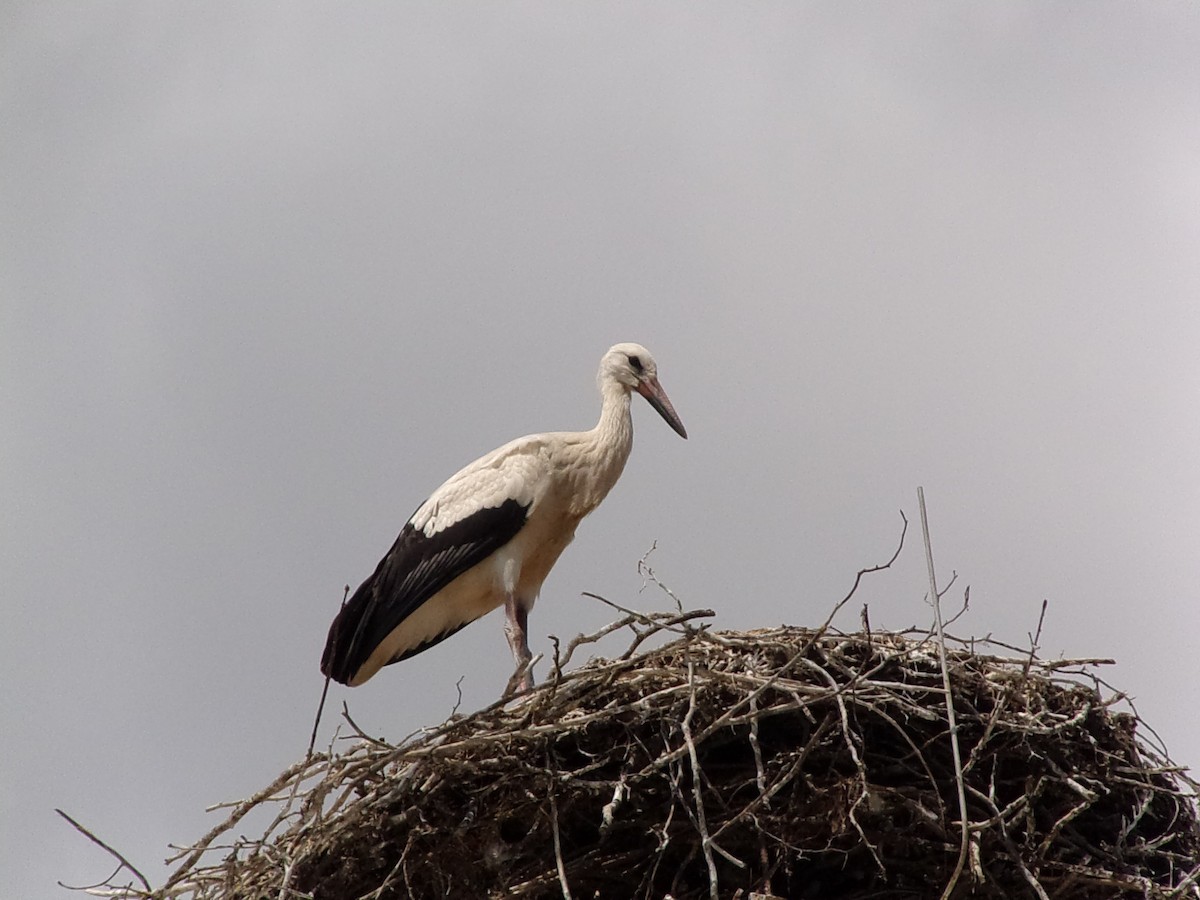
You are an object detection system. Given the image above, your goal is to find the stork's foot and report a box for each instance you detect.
[503,662,536,698]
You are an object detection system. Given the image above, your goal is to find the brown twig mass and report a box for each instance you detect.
[68,608,1199,899]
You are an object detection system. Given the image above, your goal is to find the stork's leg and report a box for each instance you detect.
[503,595,534,695]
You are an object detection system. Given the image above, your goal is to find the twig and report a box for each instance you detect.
[57,862,125,893]
[748,692,767,802]
[451,675,466,716]
[341,701,390,747]
[1021,599,1049,684]
[547,756,573,900]
[944,585,971,628]
[570,600,714,669]
[162,757,319,887]
[309,585,349,759]
[55,809,152,894]
[919,487,971,900]
[644,767,681,897]
[362,854,405,900]
[821,510,908,635]
[632,518,909,781]
[797,655,887,874]
[637,545,685,612]
[709,714,835,844]
[277,853,303,900]
[683,654,721,899]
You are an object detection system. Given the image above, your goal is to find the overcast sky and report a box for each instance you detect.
[4,4,1200,896]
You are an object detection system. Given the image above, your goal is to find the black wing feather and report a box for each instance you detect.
[321,498,528,684]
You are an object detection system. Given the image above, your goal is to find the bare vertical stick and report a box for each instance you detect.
[309,585,350,759]
[547,758,573,900]
[683,656,721,900]
[918,487,970,900]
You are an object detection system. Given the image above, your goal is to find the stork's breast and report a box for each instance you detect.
[511,506,580,598]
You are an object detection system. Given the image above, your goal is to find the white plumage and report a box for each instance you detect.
[321,342,686,693]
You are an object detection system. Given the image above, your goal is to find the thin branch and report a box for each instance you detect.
[57,862,125,893]
[309,584,349,759]
[1021,599,1049,684]
[682,655,721,900]
[637,545,685,613]
[162,757,320,886]
[547,756,573,900]
[56,808,152,894]
[918,488,971,900]
[342,701,389,747]
[822,510,908,634]
[634,514,909,780]
[944,585,971,628]
[451,675,466,717]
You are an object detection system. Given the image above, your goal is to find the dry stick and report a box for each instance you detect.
[682,655,721,900]
[637,547,687,613]
[796,655,887,874]
[162,757,320,888]
[309,584,350,759]
[342,701,389,747]
[1021,599,1049,684]
[1170,862,1200,897]
[57,862,125,894]
[823,510,908,637]
[944,585,971,628]
[309,661,336,757]
[644,768,681,898]
[547,759,574,900]
[918,488,971,900]
[960,599,1051,781]
[570,602,714,668]
[276,853,302,900]
[362,854,407,900]
[634,513,909,780]
[708,714,836,845]
[55,808,152,894]
[748,692,767,801]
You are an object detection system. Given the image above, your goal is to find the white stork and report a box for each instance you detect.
[321,342,687,694]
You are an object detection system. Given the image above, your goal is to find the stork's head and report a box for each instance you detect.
[600,343,688,439]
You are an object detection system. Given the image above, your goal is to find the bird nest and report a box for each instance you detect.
[74,607,1199,900]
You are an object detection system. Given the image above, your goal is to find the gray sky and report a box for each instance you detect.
[4,4,1199,895]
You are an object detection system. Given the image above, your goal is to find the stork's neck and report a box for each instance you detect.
[595,378,634,449]
[566,378,634,517]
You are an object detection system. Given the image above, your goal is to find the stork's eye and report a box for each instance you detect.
[628,355,644,373]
